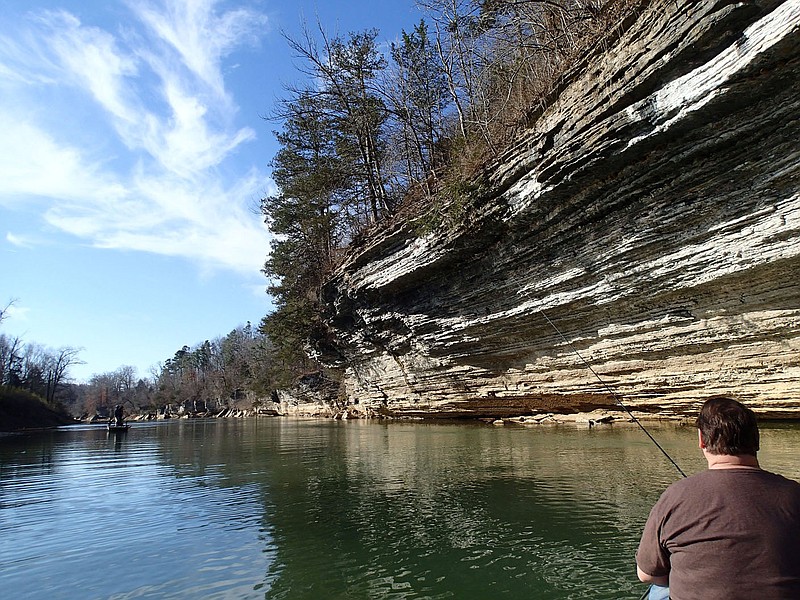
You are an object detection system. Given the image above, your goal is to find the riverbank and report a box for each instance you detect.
[5,397,795,433]
[77,403,689,428]
[0,387,78,432]
[104,397,800,426]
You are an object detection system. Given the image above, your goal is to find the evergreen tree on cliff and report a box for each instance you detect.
[283,23,393,222]
[261,24,403,380]
[261,91,345,381]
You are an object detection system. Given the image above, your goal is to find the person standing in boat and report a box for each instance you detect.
[114,404,124,426]
[636,396,800,599]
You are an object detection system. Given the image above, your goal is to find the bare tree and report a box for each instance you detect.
[84,365,145,415]
[0,333,23,386]
[45,347,84,404]
[0,297,20,327]
[416,0,621,154]
[386,20,451,193]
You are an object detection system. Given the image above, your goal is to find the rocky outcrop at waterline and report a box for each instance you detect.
[311,0,800,419]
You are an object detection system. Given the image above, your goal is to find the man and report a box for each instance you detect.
[636,396,800,600]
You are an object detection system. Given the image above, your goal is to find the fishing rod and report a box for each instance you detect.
[535,305,687,479]
[535,305,683,600]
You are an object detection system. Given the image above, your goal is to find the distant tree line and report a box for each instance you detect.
[260,0,634,379]
[72,323,277,418]
[1,314,280,421]
[1,300,83,424]
[0,333,82,409]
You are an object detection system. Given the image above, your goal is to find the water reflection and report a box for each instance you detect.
[256,421,691,599]
[1,419,798,599]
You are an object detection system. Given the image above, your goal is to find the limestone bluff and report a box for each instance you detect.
[295,0,800,419]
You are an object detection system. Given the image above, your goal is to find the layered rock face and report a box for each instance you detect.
[317,0,800,419]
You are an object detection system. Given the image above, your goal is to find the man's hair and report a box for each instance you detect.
[696,396,760,456]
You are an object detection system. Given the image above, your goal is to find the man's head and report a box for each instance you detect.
[696,396,759,456]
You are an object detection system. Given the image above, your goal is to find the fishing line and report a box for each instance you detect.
[536,305,687,479]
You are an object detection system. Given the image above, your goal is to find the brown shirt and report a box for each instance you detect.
[636,468,800,600]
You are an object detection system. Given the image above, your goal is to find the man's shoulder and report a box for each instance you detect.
[737,468,800,488]
[654,471,709,504]
[660,468,800,496]
[664,468,716,489]
[690,469,800,499]
[758,469,800,494]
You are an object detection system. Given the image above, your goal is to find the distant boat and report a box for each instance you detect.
[107,422,131,432]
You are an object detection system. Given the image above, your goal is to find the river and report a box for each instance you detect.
[2,418,799,599]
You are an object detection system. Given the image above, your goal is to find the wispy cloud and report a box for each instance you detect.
[3,303,30,323]
[44,10,139,123]
[6,232,38,248]
[133,0,264,100]
[0,0,272,274]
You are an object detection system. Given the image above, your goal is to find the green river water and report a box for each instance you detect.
[2,417,799,599]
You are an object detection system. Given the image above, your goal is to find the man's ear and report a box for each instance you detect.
[698,429,706,449]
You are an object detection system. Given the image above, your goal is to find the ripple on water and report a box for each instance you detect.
[1,426,275,600]
[3,420,798,600]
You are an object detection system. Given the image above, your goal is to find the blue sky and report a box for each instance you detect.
[0,0,422,382]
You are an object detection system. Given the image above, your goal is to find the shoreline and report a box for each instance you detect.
[6,404,800,433]
[92,406,800,427]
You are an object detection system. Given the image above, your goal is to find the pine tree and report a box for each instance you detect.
[389,20,451,192]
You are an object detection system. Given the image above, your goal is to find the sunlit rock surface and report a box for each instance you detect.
[316,0,800,419]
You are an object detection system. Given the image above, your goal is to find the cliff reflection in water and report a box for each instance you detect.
[252,419,693,599]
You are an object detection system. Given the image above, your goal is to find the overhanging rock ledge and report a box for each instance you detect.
[314,0,800,419]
